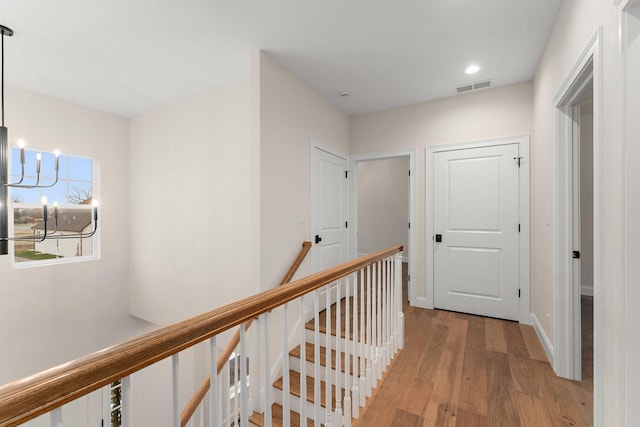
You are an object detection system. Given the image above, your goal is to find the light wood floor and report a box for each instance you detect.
[353,289,593,426]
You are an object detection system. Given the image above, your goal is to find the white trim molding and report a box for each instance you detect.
[531,312,554,365]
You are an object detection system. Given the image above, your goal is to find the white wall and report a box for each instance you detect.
[532,0,629,424]
[356,158,409,257]
[0,87,154,386]
[258,51,349,289]
[128,80,257,325]
[350,82,533,303]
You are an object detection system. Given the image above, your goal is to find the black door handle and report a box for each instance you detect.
[435,234,442,243]
[315,235,322,244]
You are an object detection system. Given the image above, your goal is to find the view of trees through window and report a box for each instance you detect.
[9,147,95,264]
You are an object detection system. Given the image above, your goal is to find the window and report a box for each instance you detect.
[9,146,97,265]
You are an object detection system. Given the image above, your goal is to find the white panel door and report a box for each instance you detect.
[312,147,349,308]
[433,144,520,320]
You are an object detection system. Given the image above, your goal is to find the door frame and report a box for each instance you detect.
[552,27,603,383]
[350,149,417,305]
[426,135,531,324]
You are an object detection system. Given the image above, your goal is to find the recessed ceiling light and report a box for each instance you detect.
[465,64,480,74]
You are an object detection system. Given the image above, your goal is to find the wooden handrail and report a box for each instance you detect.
[0,244,401,427]
[180,241,312,426]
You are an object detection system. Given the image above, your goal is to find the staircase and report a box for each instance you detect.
[250,284,398,427]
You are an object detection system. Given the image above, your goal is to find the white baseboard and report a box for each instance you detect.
[412,296,429,309]
[581,286,594,296]
[531,312,554,365]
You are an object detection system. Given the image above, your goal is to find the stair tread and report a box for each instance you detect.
[273,370,345,410]
[305,295,386,340]
[290,342,358,374]
[249,403,316,427]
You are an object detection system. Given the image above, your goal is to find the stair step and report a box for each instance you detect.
[305,295,383,340]
[274,370,345,411]
[290,343,358,375]
[249,403,315,427]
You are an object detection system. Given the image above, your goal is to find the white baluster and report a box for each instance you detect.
[314,290,321,424]
[172,354,180,427]
[325,284,333,426]
[359,267,366,408]
[263,313,272,427]
[352,271,361,416]
[224,359,231,427]
[397,253,405,349]
[240,325,248,426]
[385,258,391,365]
[335,279,342,426]
[210,337,219,427]
[377,261,383,381]
[233,349,238,425]
[122,376,132,427]
[389,257,396,355]
[365,265,373,397]
[299,297,307,427]
[344,274,352,427]
[382,259,388,367]
[283,304,291,427]
[50,407,62,427]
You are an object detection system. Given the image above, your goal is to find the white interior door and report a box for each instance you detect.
[433,143,520,320]
[311,147,349,308]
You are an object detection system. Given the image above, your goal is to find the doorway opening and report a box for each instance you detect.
[350,150,416,305]
[552,29,602,395]
[575,85,594,387]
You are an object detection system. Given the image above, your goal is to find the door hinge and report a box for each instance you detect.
[408,274,410,282]
[345,221,348,228]
[408,170,411,176]
[518,223,521,232]
[518,289,521,298]
[514,156,523,167]
[345,170,349,178]
[408,222,411,229]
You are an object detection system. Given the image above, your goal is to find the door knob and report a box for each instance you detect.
[315,235,322,244]
[435,234,442,243]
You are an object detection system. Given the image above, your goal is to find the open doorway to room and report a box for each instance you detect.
[575,85,594,388]
[553,31,601,411]
[351,150,416,305]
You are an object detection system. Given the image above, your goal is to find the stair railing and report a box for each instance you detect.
[0,244,402,427]
[180,241,312,427]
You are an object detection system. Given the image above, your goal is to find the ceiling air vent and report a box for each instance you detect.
[456,84,473,94]
[456,80,492,94]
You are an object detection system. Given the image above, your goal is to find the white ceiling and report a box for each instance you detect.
[0,0,564,118]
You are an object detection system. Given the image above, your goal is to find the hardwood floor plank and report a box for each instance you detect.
[520,324,549,362]
[454,408,487,427]
[503,321,530,359]
[416,324,449,381]
[457,315,488,416]
[534,361,588,426]
[486,350,521,426]
[512,391,554,427]
[422,318,468,427]
[485,318,507,353]
[507,353,548,396]
[390,409,424,427]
